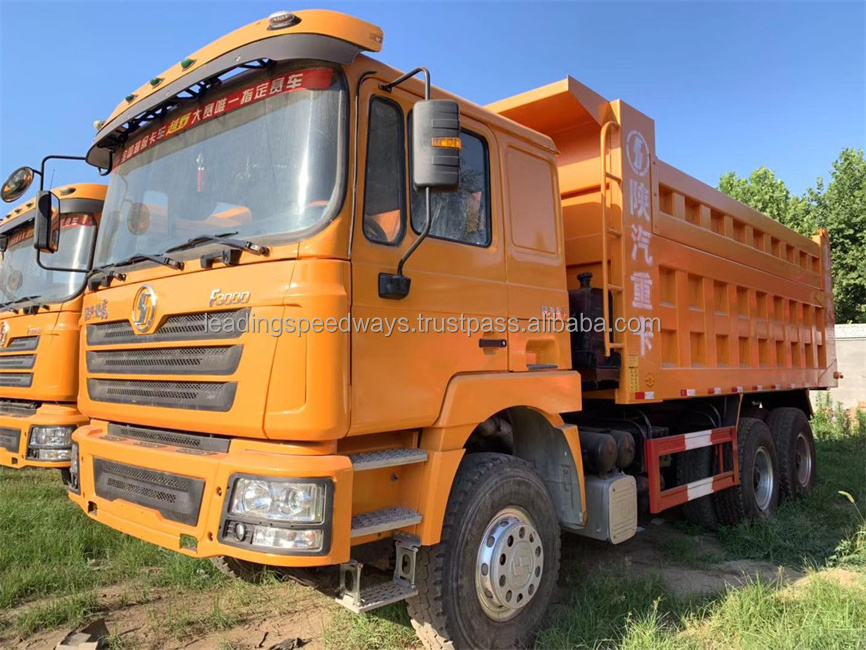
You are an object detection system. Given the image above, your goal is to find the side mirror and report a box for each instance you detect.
[1,167,36,203]
[412,100,461,189]
[34,191,61,254]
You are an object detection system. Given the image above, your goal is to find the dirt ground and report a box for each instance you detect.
[3,515,813,650]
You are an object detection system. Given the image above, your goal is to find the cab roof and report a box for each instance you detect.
[2,183,107,226]
[90,9,383,167]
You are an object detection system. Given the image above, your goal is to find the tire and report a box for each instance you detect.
[714,418,781,525]
[766,408,816,499]
[407,453,561,650]
[676,446,720,529]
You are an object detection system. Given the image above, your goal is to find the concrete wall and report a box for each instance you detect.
[818,324,866,410]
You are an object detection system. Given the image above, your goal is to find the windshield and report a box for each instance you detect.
[0,215,95,308]
[96,63,347,267]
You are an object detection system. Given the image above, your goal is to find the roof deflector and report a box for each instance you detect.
[486,76,612,137]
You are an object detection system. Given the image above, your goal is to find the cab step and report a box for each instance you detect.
[338,534,419,613]
[338,578,418,613]
[351,507,422,538]
[349,448,428,471]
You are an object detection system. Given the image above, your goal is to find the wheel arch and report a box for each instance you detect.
[416,372,586,542]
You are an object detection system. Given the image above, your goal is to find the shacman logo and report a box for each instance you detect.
[131,285,157,333]
[626,130,650,177]
[0,322,8,348]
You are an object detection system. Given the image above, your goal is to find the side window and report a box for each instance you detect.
[410,125,491,247]
[363,97,406,245]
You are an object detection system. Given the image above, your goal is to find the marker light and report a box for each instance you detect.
[180,58,196,70]
[125,94,136,103]
[432,137,462,150]
[268,11,299,30]
[149,77,163,87]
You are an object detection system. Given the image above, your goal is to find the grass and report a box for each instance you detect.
[323,603,419,650]
[0,467,225,638]
[1,401,864,648]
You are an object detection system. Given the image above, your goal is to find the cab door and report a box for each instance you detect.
[350,80,508,434]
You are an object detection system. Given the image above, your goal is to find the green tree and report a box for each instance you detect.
[718,166,801,230]
[719,149,866,324]
[809,149,866,324]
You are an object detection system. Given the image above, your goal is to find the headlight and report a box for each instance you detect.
[230,479,325,523]
[70,442,80,476]
[29,426,74,448]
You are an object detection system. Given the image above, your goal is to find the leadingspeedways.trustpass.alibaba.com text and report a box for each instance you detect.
[204,312,661,338]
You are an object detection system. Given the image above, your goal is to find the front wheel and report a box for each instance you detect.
[408,453,561,649]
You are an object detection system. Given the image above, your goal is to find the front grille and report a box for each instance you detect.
[87,346,242,376]
[4,336,39,352]
[0,399,38,417]
[107,422,230,452]
[93,458,205,526]
[87,309,250,346]
[87,379,237,411]
[0,355,36,370]
[0,426,19,453]
[0,373,33,388]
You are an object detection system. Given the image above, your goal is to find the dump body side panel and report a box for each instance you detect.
[490,80,837,404]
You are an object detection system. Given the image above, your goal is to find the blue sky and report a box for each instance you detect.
[1,1,863,196]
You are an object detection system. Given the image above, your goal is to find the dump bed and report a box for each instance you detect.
[489,78,837,404]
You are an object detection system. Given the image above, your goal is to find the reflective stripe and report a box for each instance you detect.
[684,430,713,450]
[686,476,715,500]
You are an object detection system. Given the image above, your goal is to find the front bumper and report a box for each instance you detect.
[0,403,85,470]
[69,422,354,567]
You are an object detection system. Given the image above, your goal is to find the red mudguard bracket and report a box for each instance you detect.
[644,426,739,514]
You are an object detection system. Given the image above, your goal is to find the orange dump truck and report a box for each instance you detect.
[0,182,105,475]
[51,11,836,649]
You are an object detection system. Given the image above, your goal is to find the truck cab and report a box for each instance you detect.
[0,182,105,471]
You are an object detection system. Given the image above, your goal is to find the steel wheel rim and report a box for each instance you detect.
[795,432,813,487]
[753,445,774,511]
[475,506,544,622]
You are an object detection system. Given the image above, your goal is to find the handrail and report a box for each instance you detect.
[599,120,622,356]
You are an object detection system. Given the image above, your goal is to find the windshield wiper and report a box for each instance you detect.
[87,253,184,290]
[164,231,269,265]
[0,295,49,314]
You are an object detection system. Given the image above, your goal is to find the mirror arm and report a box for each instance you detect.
[397,188,431,277]
[380,67,431,100]
[35,249,87,274]
[37,155,88,191]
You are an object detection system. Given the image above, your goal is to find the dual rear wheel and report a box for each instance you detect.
[679,408,816,529]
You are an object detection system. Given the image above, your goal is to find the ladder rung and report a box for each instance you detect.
[607,284,624,292]
[606,228,623,237]
[350,448,428,472]
[351,507,422,538]
[608,342,625,350]
[605,172,623,183]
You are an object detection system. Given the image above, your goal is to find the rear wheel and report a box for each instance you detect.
[408,453,560,649]
[676,446,720,529]
[714,418,780,525]
[767,408,816,499]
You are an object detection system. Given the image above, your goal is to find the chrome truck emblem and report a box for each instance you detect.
[131,285,157,333]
